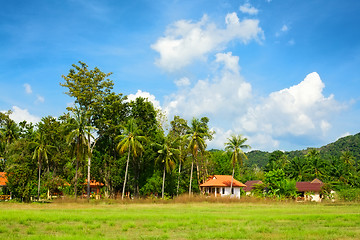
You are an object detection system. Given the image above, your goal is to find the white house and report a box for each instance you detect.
[200,175,246,198]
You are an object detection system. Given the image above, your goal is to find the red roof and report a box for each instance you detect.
[200,175,246,187]
[0,172,8,186]
[244,180,263,192]
[296,179,324,192]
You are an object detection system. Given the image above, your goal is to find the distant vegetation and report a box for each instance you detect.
[0,61,359,201]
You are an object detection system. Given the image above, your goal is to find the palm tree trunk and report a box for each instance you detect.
[177,159,182,196]
[162,164,166,199]
[122,145,131,200]
[75,142,79,200]
[196,159,201,191]
[37,159,41,200]
[87,155,91,201]
[189,158,194,195]
[230,167,234,196]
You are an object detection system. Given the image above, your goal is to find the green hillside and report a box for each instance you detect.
[247,132,360,168]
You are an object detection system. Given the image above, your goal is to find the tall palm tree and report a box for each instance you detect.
[185,118,208,195]
[155,136,179,199]
[30,131,56,200]
[66,108,95,199]
[116,118,147,200]
[0,118,19,145]
[224,134,250,194]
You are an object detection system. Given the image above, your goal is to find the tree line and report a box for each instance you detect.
[0,61,359,201]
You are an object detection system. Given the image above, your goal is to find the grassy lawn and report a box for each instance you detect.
[0,200,359,239]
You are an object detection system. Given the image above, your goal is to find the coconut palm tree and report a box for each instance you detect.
[185,118,209,195]
[155,136,179,199]
[224,134,250,194]
[30,131,56,200]
[66,108,95,199]
[116,118,147,200]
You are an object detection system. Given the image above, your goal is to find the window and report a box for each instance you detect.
[222,188,225,194]
[231,188,234,194]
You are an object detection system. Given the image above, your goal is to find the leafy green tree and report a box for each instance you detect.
[265,150,288,172]
[155,135,179,199]
[185,118,212,194]
[224,134,250,193]
[116,118,147,199]
[305,149,327,180]
[66,107,95,199]
[5,139,37,202]
[61,61,113,200]
[286,157,311,181]
[168,116,190,196]
[30,130,56,200]
[264,169,297,199]
[0,112,19,145]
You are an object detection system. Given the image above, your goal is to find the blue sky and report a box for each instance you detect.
[1,0,359,151]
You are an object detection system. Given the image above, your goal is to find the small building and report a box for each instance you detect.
[296,178,324,202]
[0,172,10,200]
[200,175,246,198]
[244,180,263,196]
[84,180,104,199]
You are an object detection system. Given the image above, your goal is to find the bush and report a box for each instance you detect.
[337,188,360,202]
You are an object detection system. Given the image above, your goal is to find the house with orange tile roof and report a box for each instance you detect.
[200,175,246,198]
[0,172,11,200]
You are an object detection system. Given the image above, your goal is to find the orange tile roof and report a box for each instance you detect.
[86,179,104,187]
[0,172,8,186]
[200,175,246,187]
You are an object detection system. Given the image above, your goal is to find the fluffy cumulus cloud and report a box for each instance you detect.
[174,77,191,87]
[127,90,161,110]
[239,3,259,15]
[8,106,41,123]
[151,13,264,71]
[164,52,252,121]
[236,72,343,147]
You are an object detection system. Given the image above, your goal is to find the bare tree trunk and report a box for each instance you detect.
[87,155,91,201]
[177,159,182,196]
[122,145,131,200]
[189,158,194,195]
[162,165,166,199]
[230,168,234,196]
[75,142,80,200]
[37,160,41,200]
[196,159,201,191]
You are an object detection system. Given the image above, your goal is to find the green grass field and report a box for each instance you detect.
[0,200,359,239]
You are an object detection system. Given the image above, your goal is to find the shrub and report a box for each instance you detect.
[337,188,360,202]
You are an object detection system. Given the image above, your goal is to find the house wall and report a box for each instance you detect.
[203,187,241,198]
[222,187,241,198]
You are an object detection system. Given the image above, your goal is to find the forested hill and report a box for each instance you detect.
[246,132,360,168]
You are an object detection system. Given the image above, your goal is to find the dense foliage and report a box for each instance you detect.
[1,62,359,201]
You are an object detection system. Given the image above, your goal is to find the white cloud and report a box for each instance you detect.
[236,72,343,142]
[151,13,263,71]
[23,83,32,94]
[239,3,259,15]
[36,95,45,103]
[174,77,191,87]
[164,52,252,120]
[8,106,41,123]
[127,90,161,110]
